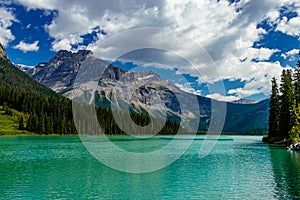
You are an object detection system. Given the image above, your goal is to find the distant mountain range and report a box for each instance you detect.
[19,50,269,134]
[231,98,257,104]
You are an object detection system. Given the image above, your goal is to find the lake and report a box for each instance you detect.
[0,135,299,199]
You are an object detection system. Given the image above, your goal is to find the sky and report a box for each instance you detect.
[0,0,300,102]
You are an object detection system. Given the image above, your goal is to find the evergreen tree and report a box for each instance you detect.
[279,69,295,140]
[293,51,300,106]
[288,51,300,144]
[269,77,280,141]
[3,102,12,116]
[18,115,25,130]
[289,104,300,144]
[26,114,32,131]
[32,115,38,133]
[38,114,45,134]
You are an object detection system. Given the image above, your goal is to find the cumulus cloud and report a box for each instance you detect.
[13,40,39,52]
[15,0,57,10]
[51,38,80,51]
[12,0,300,99]
[228,88,260,98]
[206,93,239,102]
[274,1,300,36]
[0,7,18,46]
[286,49,300,56]
[175,83,201,96]
[281,49,300,60]
[276,16,300,37]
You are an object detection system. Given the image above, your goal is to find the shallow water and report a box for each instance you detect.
[0,135,299,199]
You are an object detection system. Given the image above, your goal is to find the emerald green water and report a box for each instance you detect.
[0,136,300,199]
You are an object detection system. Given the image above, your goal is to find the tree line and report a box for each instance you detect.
[0,58,181,135]
[0,84,181,135]
[268,52,300,144]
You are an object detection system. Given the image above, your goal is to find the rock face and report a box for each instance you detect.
[26,50,270,134]
[0,43,8,60]
[26,50,93,92]
[26,50,205,130]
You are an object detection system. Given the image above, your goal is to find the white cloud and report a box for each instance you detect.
[51,38,79,51]
[275,2,300,37]
[206,93,239,102]
[247,48,280,61]
[276,16,300,37]
[286,49,300,56]
[228,88,260,98]
[13,0,300,99]
[175,83,201,96]
[0,7,18,46]
[281,53,287,59]
[13,40,39,52]
[281,49,300,61]
[15,0,57,10]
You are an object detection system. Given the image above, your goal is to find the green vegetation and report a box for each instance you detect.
[0,58,57,96]
[268,52,300,145]
[0,58,180,135]
[268,77,280,140]
[0,105,33,135]
[0,57,76,135]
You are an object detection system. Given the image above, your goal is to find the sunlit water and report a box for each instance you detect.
[0,136,300,199]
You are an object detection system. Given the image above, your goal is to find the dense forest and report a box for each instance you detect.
[268,52,300,145]
[0,58,180,135]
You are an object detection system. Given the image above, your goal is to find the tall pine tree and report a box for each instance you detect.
[289,104,300,144]
[269,77,280,141]
[18,115,25,130]
[294,51,300,106]
[279,69,295,140]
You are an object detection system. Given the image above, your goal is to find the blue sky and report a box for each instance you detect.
[0,0,300,101]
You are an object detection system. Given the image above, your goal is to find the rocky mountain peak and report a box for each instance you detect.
[50,50,93,65]
[21,49,270,134]
[0,43,8,60]
[26,49,94,92]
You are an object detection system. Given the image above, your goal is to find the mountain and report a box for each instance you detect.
[0,45,192,136]
[232,98,257,104]
[0,48,56,96]
[0,44,75,135]
[225,98,269,134]
[25,50,93,92]
[15,64,34,72]
[0,43,8,60]
[25,50,269,134]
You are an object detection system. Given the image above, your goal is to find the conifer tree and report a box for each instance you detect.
[288,51,300,144]
[279,69,295,140]
[293,51,300,106]
[289,104,300,144]
[269,77,280,141]
[18,115,25,130]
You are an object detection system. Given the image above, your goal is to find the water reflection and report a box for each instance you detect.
[270,146,300,199]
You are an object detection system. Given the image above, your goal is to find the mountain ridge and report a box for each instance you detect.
[0,47,57,96]
[231,98,257,104]
[0,43,8,61]
[0,43,77,135]
[22,49,269,134]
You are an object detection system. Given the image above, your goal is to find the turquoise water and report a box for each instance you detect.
[0,136,300,199]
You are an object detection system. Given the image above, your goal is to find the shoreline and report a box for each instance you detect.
[0,133,264,137]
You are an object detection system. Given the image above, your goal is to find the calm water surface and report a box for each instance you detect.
[0,136,300,199]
